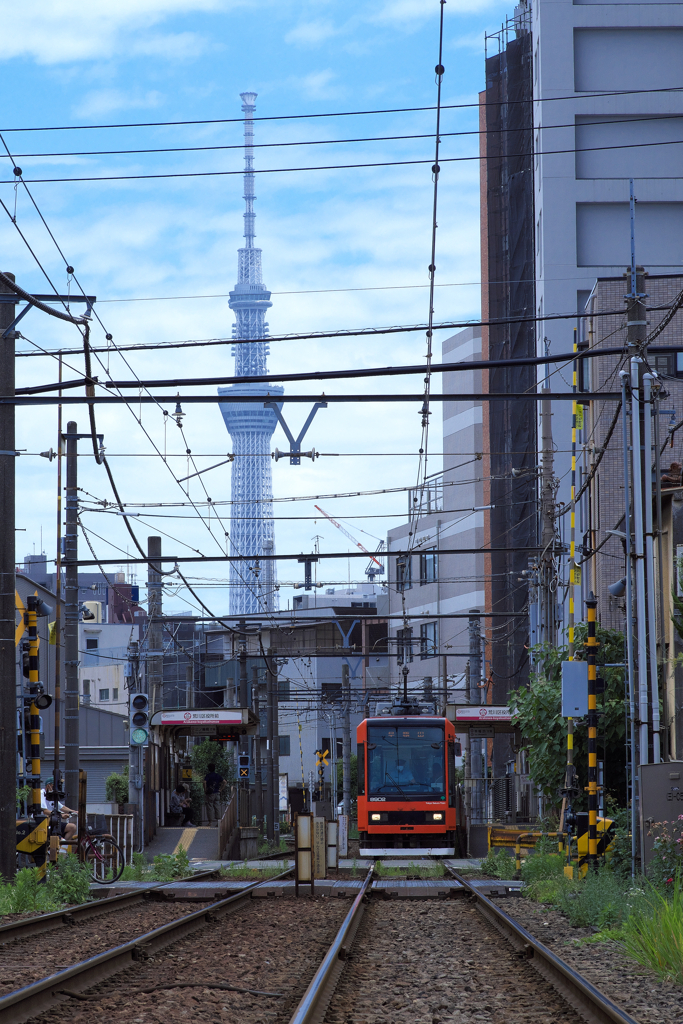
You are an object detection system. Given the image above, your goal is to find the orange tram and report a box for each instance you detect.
[356,711,462,856]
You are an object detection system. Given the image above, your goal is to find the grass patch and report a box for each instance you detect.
[119,848,191,882]
[219,861,287,880]
[480,847,515,879]
[0,855,92,915]
[520,853,564,884]
[373,860,444,879]
[619,876,683,983]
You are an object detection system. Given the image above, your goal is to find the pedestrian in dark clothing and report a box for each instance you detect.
[204,763,225,825]
[170,785,193,825]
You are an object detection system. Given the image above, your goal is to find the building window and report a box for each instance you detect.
[397,627,414,664]
[396,556,412,592]
[420,621,438,660]
[112,688,119,701]
[84,637,99,666]
[278,676,290,701]
[82,679,91,696]
[322,682,342,703]
[279,735,291,757]
[99,688,110,701]
[419,548,438,585]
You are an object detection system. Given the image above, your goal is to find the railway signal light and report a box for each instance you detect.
[238,753,250,779]
[129,692,149,745]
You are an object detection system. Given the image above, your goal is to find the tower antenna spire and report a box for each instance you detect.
[240,91,257,250]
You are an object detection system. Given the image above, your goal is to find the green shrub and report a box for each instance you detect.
[105,765,129,804]
[480,847,515,879]
[557,869,633,930]
[0,867,60,915]
[46,854,91,905]
[521,853,564,884]
[620,875,683,982]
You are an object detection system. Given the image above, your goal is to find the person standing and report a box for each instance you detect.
[203,763,225,826]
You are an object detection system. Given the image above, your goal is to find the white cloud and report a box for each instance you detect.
[0,0,250,65]
[284,20,337,46]
[293,70,342,101]
[74,89,165,118]
[373,0,506,26]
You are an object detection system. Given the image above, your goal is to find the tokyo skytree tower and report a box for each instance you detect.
[219,92,283,615]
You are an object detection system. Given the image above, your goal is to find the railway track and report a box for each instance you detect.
[288,865,640,1024]
[0,867,295,1024]
[0,868,221,945]
[0,863,645,1024]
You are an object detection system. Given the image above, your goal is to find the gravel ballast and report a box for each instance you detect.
[324,899,583,1024]
[497,894,683,1024]
[28,896,351,1024]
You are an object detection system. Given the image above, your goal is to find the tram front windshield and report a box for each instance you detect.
[366,723,445,800]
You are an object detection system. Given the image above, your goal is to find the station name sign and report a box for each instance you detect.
[157,709,247,726]
[454,706,512,722]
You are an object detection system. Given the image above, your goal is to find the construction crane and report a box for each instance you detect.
[314,506,385,581]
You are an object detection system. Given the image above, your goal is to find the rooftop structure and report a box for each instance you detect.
[219,92,283,615]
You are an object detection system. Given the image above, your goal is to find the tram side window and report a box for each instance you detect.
[448,741,457,807]
[357,743,365,795]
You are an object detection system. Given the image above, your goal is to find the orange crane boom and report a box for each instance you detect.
[314,505,383,569]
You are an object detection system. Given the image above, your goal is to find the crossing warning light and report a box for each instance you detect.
[238,753,250,779]
[129,692,149,746]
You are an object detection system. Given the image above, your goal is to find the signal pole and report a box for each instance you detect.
[0,274,15,880]
[342,662,351,817]
[147,536,163,714]
[585,593,598,871]
[63,422,80,809]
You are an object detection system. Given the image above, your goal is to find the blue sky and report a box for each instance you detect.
[2,0,511,615]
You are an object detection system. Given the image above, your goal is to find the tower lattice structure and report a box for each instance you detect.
[219,92,283,616]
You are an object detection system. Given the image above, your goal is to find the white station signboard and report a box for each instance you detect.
[153,708,253,736]
[446,705,515,733]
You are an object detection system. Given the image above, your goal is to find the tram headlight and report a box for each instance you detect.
[432,813,443,821]
[371,813,381,821]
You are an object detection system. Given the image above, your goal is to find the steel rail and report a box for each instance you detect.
[0,867,292,1024]
[287,866,374,1024]
[444,867,639,1024]
[0,867,221,945]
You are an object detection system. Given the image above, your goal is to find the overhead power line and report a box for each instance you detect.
[6,135,683,185]
[1,86,681,134]
[5,391,622,406]
[15,340,649,395]
[14,304,638,359]
[3,113,680,160]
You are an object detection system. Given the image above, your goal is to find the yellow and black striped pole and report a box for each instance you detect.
[585,592,598,870]
[27,595,41,820]
[562,330,580,858]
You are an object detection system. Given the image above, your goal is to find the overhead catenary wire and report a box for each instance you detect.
[1,85,681,133]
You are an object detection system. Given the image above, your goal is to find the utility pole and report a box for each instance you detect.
[147,536,163,715]
[342,662,351,817]
[539,388,556,646]
[271,649,280,843]
[468,611,482,825]
[64,422,80,809]
[585,593,598,871]
[0,274,16,879]
[265,646,274,844]
[252,664,262,832]
[53,354,63,798]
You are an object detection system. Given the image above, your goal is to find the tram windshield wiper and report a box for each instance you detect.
[380,771,406,799]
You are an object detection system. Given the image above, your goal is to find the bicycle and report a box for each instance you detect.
[64,827,125,883]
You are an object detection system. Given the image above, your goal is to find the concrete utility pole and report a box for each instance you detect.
[539,388,557,646]
[252,664,262,831]
[0,275,16,880]
[147,537,163,714]
[271,649,280,842]
[265,648,274,843]
[63,422,80,809]
[342,662,351,817]
[468,611,482,824]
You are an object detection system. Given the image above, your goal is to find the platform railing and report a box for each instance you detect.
[219,787,238,859]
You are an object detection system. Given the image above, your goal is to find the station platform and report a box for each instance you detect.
[143,826,223,862]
